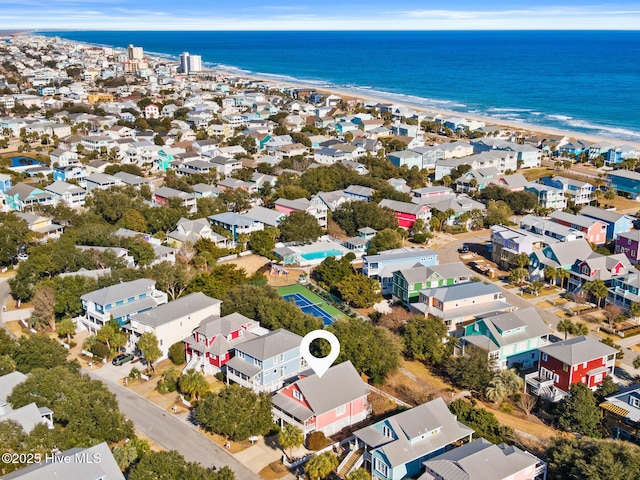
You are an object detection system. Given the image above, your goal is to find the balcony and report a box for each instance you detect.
[525,372,565,402]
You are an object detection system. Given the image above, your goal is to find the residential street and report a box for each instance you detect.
[84,368,260,480]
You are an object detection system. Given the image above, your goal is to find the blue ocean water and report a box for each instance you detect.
[42,30,640,142]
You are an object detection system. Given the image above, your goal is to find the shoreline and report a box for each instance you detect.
[208,66,640,150]
[36,33,640,150]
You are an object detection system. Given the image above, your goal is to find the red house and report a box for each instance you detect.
[549,211,608,245]
[183,313,263,375]
[271,361,370,436]
[378,199,431,230]
[525,336,617,402]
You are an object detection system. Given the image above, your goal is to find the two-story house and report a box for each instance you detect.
[607,169,640,200]
[528,238,594,282]
[392,262,471,307]
[378,199,431,230]
[525,336,617,402]
[353,398,474,480]
[578,205,633,241]
[167,217,229,248]
[549,211,607,245]
[614,230,640,264]
[274,197,328,228]
[78,278,168,333]
[4,183,56,211]
[183,312,265,375]
[225,329,304,393]
[601,383,640,443]
[44,180,87,207]
[607,271,640,312]
[459,308,550,370]
[152,186,197,214]
[84,172,123,192]
[363,248,438,296]
[539,176,594,205]
[272,361,370,437]
[524,182,568,210]
[490,225,547,271]
[208,212,264,242]
[126,292,221,359]
[411,282,514,333]
[566,251,630,294]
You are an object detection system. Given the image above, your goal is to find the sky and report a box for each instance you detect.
[1,0,640,30]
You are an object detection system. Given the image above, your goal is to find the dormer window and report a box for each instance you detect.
[293,389,303,401]
[630,397,640,408]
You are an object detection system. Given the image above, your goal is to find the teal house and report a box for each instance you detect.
[156,147,185,172]
[459,307,550,370]
[353,398,473,480]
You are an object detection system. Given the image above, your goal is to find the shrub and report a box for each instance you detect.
[214,372,225,382]
[307,431,329,450]
[90,341,110,360]
[168,342,186,365]
[129,367,141,379]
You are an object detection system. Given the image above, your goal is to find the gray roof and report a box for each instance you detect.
[550,210,604,229]
[130,292,220,328]
[364,247,437,264]
[608,169,640,180]
[114,171,149,185]
[273,361,367,418]
[579,205,628,224]
[399,262,470,285]
[244,206,285,227]
[225,355,262,377]
[379,198,428,215]
[0,371,28,405]
[80,278,157,306]
[209,212,258,227]
[539,335,618,366]
[196,312,254,339]
[235,328,301,360]
[2,442,124,480]
[44,180,85,195]
[535,238,593,268]
[603,383,640,423]
[85,172,120,185]
[154,186,195,200]
[420,282,501,303]
[0,403,46,434]
[355,398,474,468]
[462,308,550,352]
[421,438,540,480]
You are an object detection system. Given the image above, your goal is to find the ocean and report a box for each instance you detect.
[41,30,640,142]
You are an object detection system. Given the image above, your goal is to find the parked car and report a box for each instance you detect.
[112,353,134,366]
[458,245,469,253]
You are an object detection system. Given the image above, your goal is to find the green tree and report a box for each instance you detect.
[0,212,32,265]
[111,437,150,472]
[248,227,279,257]
[305,451,338,480]
[584,279,608,307]
[546,436,640,480]
[137,332,162,373]
[13,333,70,373]
[484,369,523,404]
[544,266,558,286]
[313,255,355,290]
[484,200,513,227]
[57,318,77,345]
[557,268,570,289]
[604,188,617,201]
[508,267,528,285]
[332,201,397,236]
[149,261,193,300]
[327,317,402,384]
[629,301,640,320]
[179,369,210,401]
[29,284,57,331]
[168,341,186,365]
[512,253,530,268]
[118,208,148,232]
[572,322,589,337]
[368,228,402,254]
[279,211,324,243]
[594,374,619,404]
[402,315,450,364]
[336,274,381,308]
[445,345,493,392]
[278,424,303,460]
[128,449,233,480]
[0,354,16,375]
[448,399,514,444]
[97,320,127,356]
[347,469,370,480]
[558,382,602,437]
[557,318,575,340]
[193,385,274,441]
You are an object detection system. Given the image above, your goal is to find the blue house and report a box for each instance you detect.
[608,170,640,200]
[579,205,633,240]
[208,212,264,242]
[344,185,375,202]
[53,165,87,183]
[4,183,56,211]
[362,248,438,296]
[224,329,303,393]
[353,398,474,480]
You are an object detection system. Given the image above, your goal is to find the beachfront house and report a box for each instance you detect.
[607,170,640,200]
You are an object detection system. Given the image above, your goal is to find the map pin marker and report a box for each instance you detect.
[300,330,340,378]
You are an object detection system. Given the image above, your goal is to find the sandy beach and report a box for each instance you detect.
[204,66,640,150]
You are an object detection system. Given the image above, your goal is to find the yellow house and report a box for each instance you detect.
[87,93,114,105]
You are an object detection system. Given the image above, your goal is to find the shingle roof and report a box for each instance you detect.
[80,278,157,306]
[235,328,301,360]
[130,292,220,328]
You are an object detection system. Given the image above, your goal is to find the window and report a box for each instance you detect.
[542,353,548,362]
[293,389,303,401]
[374,458,389,477]
[631,397,640,408]
[336,405,346,416]
[382,425,393,438]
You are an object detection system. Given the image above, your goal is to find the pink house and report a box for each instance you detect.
[271,361,370,436]
[549,210,607,245]
[378,199,431,230]
[183,312,263,375]
[145,104,160,119]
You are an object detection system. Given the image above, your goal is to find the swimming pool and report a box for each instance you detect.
[10,156,44,168]
[300,249,344,261]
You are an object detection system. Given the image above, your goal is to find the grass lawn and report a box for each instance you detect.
[276,284,344,319]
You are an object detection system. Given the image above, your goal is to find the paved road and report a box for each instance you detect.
[84,369,259,480]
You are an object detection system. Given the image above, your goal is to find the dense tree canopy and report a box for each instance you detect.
[367,228,403,255]
[12,333,72,373]
[278,211,324,243]
[445,345,493,392]
[333,201,397,236]
[128,450,235,480]
[194,385,273,441]
[448,399,514,445]
[326,318,402,384]
[402,315,451,364]
[558,382,602,437]
[0,212,32,265]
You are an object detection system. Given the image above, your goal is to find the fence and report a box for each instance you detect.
[367,385,412,409]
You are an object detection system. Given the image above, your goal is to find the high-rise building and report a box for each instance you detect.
[179,52,202,75]
[128,44,143,61]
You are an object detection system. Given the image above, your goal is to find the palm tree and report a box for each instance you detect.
[513,253,530,269]
[572,322,589,336]
[529,280,545,296]
[485,378,508,404]
[179,368,209,400]
[557,318,575,340]
[278,424,303,460]
[485,369,523,404]
[544,266,558,286]
[509,267,529,286]
[556,268,570,290]
[57,318,76,345]
[629,301,640,321]
[499,369,524,396]
[585,279,608,308]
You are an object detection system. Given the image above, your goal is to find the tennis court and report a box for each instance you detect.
[278,284,343,326]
